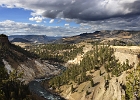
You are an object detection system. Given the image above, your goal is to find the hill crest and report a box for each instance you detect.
[59,30,140,44]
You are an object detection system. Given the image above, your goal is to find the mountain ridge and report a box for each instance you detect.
[11,38,31,43]
[8,35,62,43]
[7,30,140,44]
[59,30,140,45]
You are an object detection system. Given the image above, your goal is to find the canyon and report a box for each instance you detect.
[1,33,140,100]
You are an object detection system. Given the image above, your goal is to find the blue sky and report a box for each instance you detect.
[0,7,31,22]
[0,7,79,27]
[0,0,140,36]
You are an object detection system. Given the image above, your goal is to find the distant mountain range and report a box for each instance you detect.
[58,30,140,45]
[8,35,62,43]
[11,38,31,43]
[8,30,140,44]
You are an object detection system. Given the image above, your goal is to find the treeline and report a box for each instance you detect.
[89,39,137,46]
[0,43,39,100]
[29,44,83,62]
[0,43,37,63]
[108,39,135,46]
[125,64,140,100]
[12,44,37,57]
[0,60,33,100]
[48,44,133,89]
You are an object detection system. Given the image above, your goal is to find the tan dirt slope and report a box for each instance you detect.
[60,45,140,100]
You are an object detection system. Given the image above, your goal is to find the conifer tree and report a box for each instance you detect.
[90,79,94,87]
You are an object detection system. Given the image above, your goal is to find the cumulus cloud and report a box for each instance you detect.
[64,24,69,27]
[0,0,140,32]
[1,17,140,36]
[0,0,140,22]
[29,16,44,23]
[49,19,54,23]
[0,20,95,36]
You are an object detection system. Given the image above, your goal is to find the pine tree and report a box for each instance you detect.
[99,70,102,76]
[71,85,74,93]
[90,79,94,87]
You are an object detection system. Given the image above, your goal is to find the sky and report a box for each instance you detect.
[0,0,140,36]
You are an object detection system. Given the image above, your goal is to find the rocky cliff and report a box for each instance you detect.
[0,34,62,84]
[3,59,61,84]
[59,45,140,100]
[0,34,9,43]
[0,34,9,48]
[59,67,127,100]
[112,46,140,68]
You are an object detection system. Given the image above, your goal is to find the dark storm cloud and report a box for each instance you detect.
[124,1,140,15]
[41,0,140,21]
[1,0,140,35]
[42,0,106,21]
[1,0,140,21]
[43,10,62,19]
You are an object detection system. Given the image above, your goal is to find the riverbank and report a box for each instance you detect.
[28,63,66,100]
[42,80,66,100]
[31,93,46,100]
[29,80,65,100]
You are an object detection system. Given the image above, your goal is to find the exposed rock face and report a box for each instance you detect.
[0,34,9,49]
[60,69,127,100]
[112,46,140,67]
[0,34,9,46]
[3,59,14,74]
[99,72,126,100]
[1,34,62,84]
[3,59,61,84]
[67,43,93,65]
[61,46,140,100]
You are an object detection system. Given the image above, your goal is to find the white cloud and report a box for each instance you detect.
[0,0,140,33]
[0,20,95,36]
[49,19,54,23]
[65,24,69,27]
[29,16,44,23]
[1,18,140,36]
[0,0,139,22]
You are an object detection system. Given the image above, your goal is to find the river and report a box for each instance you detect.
[29,65,66,100]
[29,80,65,100]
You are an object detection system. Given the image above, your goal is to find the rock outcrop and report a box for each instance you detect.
[3,59,62,84]
[112,46,140,68]
[60,46,140,100]
[0,34,9,48]
[60,68,127,100]
[0,34,9,43]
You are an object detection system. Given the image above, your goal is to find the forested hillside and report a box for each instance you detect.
[28,44,83,63]
[44,43,140,100]
[0,34,140,100]
[48,44,133,86]
[0,35,34,99]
